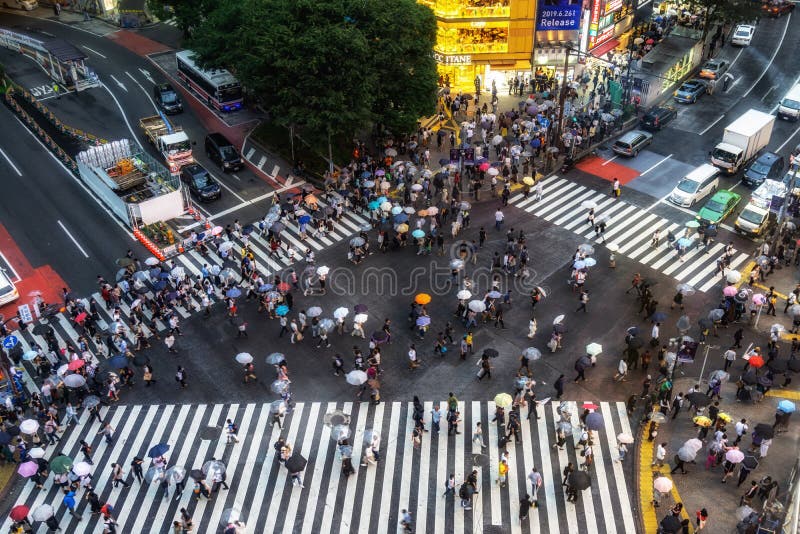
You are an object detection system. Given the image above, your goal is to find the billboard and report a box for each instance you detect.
[537,0,582,31]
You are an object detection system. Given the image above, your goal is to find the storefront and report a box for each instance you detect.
[421,0,535,92]
[583,0,634,57]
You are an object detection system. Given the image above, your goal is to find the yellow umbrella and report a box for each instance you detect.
[693,416,712,427]
[717,412,732,423]
[418,209,428,216]
[494,393,513,408]
[523,177,535,186]
[396,223,409,233]
[415,293,432,305]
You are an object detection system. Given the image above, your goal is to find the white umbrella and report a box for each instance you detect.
[450,259,465,270]
[726,271,742,284]
[553,314,565,325]
[617,433,634,444]
[585,343,602,356]
[316,266,330,276]
[468,300,486,313]
[346,370,368,385]
[31,504,53,522]
[403,206,417,214]
[457,290,472,300]
[219,241,235,253]
[235,353,253,364]
[380,201,392,212]
[334,307,349,319]
[20,419,39,435]
[581,200,597,210]
[144,257,160,266]
[28,447,45,459]
[72,461,92,477]
[487,167,500,176]
[522,347,542,361]
[307,307,323,318]
[491,135,504,145]
[683,438,703,452]
[725,449,745,463]
[653,477,673,493]
[354,313,368,323]
[170,266,185,279]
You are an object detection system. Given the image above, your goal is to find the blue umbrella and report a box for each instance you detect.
[651,312,667,322]
[226,288,242,299]
[158,272,170,280]
[368,201,381,211]
[258,284,274,293]
[677,237,692,248]
[148,443,170,458]
[412,229,425,239]
[530,138,541,148]
[361,171,372,179]
[242,224,255,235]
[108,355,129,369]
[276,305,289,316]
[394,213,409,223]
[439,158,450,166]
[376,196,388,204]
[416,316,431,326]
[778,400,796,413]
[298,215,312,224]
[22,351,38,361]
[586,412,603,431]
[153,280,167,291]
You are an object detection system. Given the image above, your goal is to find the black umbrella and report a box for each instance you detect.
[285,453,307,473]
[190,469,205,481]
[659,515,682,533]
[742,371,758,385]
[553,323,566,334]
[6,426,20,437]
[370,331,388,343]
[754,423,774,439]
[484,349,499,358]
[354,304,368,313]
[576,356,591,370]
[0,432,11,445]
[32,324,54,336]
[627,337,644,349]
[686,392,710,407]
[768,360,788,372]
[568,471,590,490]
[742,455,759,470]
[698,318,711,329]
[626,326,639,336]
[758,375,773,387]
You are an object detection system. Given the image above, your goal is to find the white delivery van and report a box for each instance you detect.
[777,83,800,121]
[668,164,720,207]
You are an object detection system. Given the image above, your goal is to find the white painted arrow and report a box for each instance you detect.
[109,74,128,92]
[126,71,158,111]
[138,67,155,85]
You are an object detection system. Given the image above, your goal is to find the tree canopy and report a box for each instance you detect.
[685,0,762,36]
[149,0,438,143]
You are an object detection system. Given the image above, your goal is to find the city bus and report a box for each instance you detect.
[175,50,243,112]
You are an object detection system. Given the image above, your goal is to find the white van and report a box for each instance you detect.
[668,164,720,207]
[0,269,19,306]
[778,83,800,121]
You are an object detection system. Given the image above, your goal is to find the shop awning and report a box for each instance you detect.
[590,39,620,59]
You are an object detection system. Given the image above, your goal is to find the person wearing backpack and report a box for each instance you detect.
[226,419,240,444]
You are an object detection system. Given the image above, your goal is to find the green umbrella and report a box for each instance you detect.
[50,455,73,475]
[685,220,700,228]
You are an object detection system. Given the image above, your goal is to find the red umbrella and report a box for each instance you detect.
[277,282,290,292]
[9,505,29,521]
[74,312,88,325]
[68,359,85,371]
[748,355,765,368]
[582,402,599,410]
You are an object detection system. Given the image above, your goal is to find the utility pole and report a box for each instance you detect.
[698,344,719,383]
[555,44,572,150]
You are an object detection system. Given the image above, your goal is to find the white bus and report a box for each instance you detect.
[175,50,243,112]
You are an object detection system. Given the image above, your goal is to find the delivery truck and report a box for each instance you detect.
[139,114,193,176]
[710,109,774,174]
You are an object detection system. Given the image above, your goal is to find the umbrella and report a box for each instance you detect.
[660,515,681,533]
[354,304,368,313]
[626,326,639,336]
[568,471,590,490]
[19,419,39,435]
[144,257,160,266]
[677,446,696,462]
[617,433,634,444]
[144,466,166,484]
[573,260,586,270]
[683,438,703,452]
[584,258,597,267]
[316,266,330,277]
[270,400,287,414]
[581,200,597,210]
[450,259,465,270]
[411,229,425,239]
[468,300,486,313]
[354,313,368,323]
[693,415,712,428]
[67,359,85,371]
[319,318,334,332]
[653,477,673,493]
[333,307,349,319]
[235,353,253,364]
[306,307,323,318]
[754,423,774,439]
[108,355,128,370]
[460,201,471,211]
[31,324,54,336]
[585,343,602,356]
[709,370,729,383]
[28,447,45,459]
[225,288,242,299]
[522,347,541,361]
[415,293,432,305]
[736,505,755,522]
[742,455,759,470]
[457,290,472,300]
[269,222,285,234]
[649,412,666,423]
[18,461,38,478]
[778,400,796,413]
[285,453,307,473]
[72,461,92,477]
[9,505,29,522]
[276,305,289,317]
[752,294,766,306]
[271,380,290,394]
[717,412,732,423]
[50,456,73,474]
[203,460,226,476]
[723,285,738,297]
[148,443,170,458]
[748,355,765,369]
[416,316,431,327]
[726,271,742,284]
[585,412,603,431]
[190,469,205,481]
[627,337,644,349]
[63,374,86,388]
[651,312,667,322]
[485,290,501,300]
[676,283,695,295]
[346,370,368,385]
[31,504,53,522]
[687,393,710,408]
[484,348,499,358]
[82,396,101,409]
[726,449,745,463]
[494,393,513,408]
[324,410,351,427]
[553,314,565,325]
[676,316,691,331]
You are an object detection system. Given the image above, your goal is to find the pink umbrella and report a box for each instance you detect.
[725,448,745,463]
[478,163,490,172]
[18,461,38,478]
[752,294,766,305]
[723,286,738,297]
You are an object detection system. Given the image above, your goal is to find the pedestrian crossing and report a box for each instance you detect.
[1,401,635,533]
[508,176,750,293]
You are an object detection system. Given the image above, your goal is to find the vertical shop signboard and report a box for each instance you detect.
[536,0,582,31]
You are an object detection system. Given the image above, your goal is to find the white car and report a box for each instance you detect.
[731,24,755,46]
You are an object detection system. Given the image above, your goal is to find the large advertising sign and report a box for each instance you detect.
[537,0,582,31]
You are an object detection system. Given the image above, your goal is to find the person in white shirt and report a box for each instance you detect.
[734,418,748,446]
[723,348,736,371]
[653,442,667,467]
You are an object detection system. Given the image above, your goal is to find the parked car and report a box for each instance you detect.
[4,0,38,9]
[696,190,741,225]
[641,106,677,130]
[730,24,755,46]
[763,0,794,17]
[205,133,243,172]
[0,268,19,306]
[611,130,653,157]
[743,152,785,187]
[153,83,183,115]
[673,79,707,104]
[698,59,729,80]
[180,164,221,201]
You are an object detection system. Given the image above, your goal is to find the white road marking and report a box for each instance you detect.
[82,46,107,59]
[0,147,22,176]
[231,173,241,181]
[743,13,791,98]
[57,220,89,258]
[108,74,128,92]
[776,124,800,153]
[601,155,619,166]
[257,156,267,169]
[761,84,779,102]
[245,148,255,159]
[270,164,280,177]
[699,114,725,135]
[0,252,21,282]
[100,82,143,149]
[728,47,745,70]
[137,68,155,85]
[124,71,158,112]
[639,153,673,176]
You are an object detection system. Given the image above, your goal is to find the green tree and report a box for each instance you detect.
[686,0,762,38]
[145,0,216,36]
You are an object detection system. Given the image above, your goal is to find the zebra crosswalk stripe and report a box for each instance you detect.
[1,401,635,533]
[509,178,748,292]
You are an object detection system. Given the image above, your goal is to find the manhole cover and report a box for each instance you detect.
[472,453,490,467]
[483,526,508,534]
[200,426,220,440]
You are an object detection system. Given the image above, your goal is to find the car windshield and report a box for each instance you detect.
[161,91,178,104]
[735,29,749,37]
[782,98,800,110]
[192,172,212,188]
[750,162,770,175]
[167,140,191,153]
[705,199,725,212]
[711,148,736,163]
[704,64,718,71]
[676,179,699,193]
[220,146,238,160]
[739,208,764,224]
[680,84,697,92]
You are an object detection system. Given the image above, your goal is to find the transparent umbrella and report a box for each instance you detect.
[332,425,351,441]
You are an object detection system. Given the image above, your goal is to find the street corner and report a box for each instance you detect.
[575,154,640,185]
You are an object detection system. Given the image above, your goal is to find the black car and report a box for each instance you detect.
[153,83,183,114]
[641,106,677,130]
[743,152,785,187]
[205,132,243,171]
[180,164,221,201]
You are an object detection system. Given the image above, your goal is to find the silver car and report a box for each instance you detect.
[611,130,653,157]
